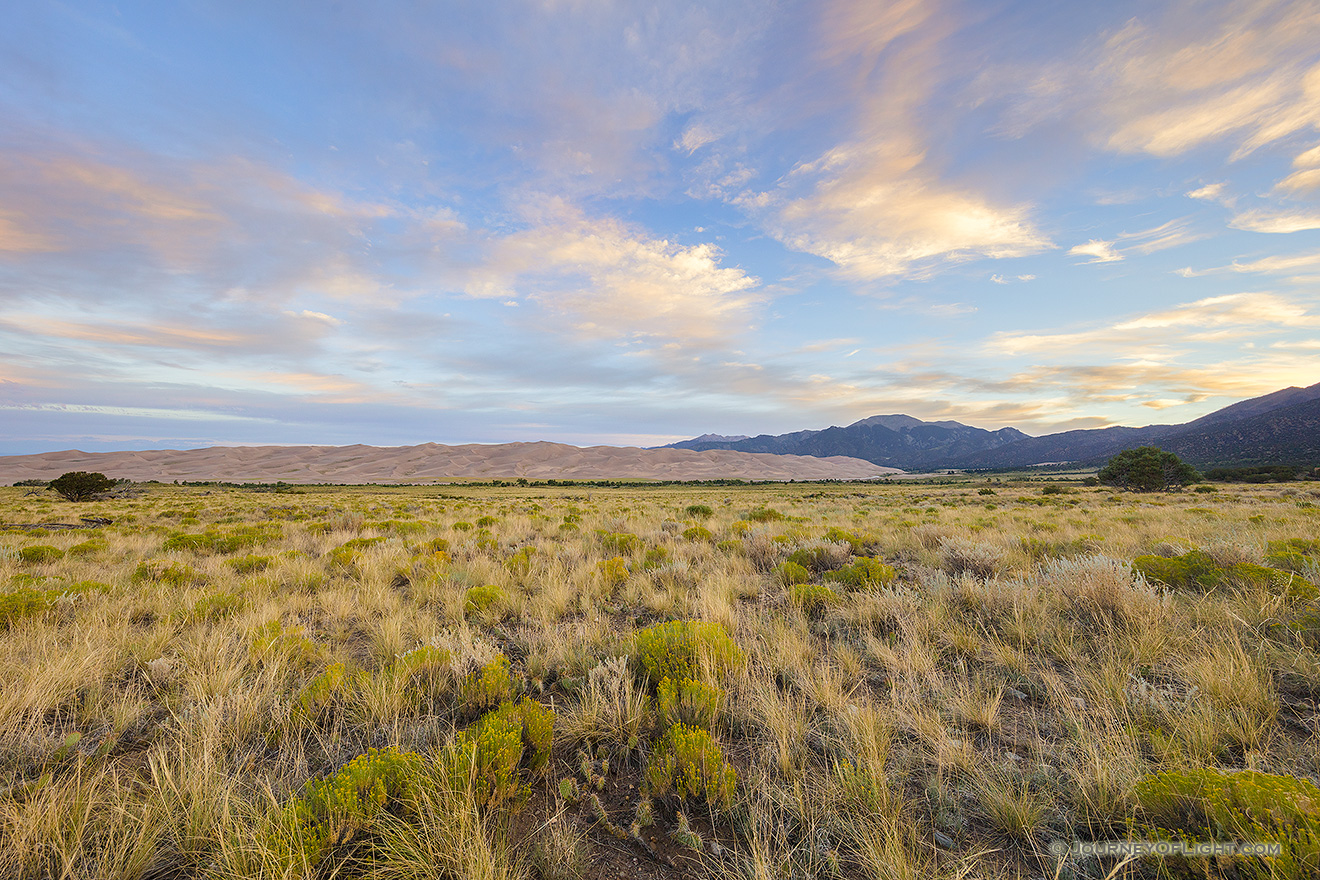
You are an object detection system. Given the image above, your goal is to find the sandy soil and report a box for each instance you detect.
[0,441,901,484]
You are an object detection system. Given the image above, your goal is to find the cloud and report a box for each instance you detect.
[1069,239,1123,263]
[466,200,760,346]
[1276,143,1320,191]
[980,1,1320,164]
[988,292,1320,355]
[1179,249,1320,278]
[1096,2,1320,160]
[1230,208,1320,233]
[1186,182,1227,201]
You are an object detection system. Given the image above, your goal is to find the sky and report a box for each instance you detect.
[2,0,1320,454]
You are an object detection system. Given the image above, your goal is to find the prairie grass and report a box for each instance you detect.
[0,478,1318,878]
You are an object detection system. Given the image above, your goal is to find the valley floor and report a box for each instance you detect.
[1,479,1318,879]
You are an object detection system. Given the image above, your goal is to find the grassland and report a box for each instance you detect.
[1,478,1318,879]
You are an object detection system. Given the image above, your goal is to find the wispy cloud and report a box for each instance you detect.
[1069,239,1123,263]
[988,292,1320,355]
[1230,208,1320,234]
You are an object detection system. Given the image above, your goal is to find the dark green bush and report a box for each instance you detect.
[684,504,713,519]
[48,471,115,501]
[745,507,783,523]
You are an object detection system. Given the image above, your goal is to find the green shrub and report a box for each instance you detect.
[460,655,514,715]
[250,620,323,669]
[641,546,669,571]
[1134,767,1320,877]
[824,526,870,554]
[776,560,810,586]
[228,554,273,575]
[0,588,53,630]
[1134,550,1290,593]
[598,532,642,555]
[789,582,839,618]
[1266,539,1320,574]
[48,471,115,502]
[505,546,535,577]
[449,704,523,809]
[823,557,896,590]
[463,584,507,619]
[684,504,713,519]
[189,591,247,623]
[656,677,722,730]
[452,522,473,531]
[598,556,629,587]
[163,526,279,555]
[475,515,498,527]
[682,525,713,542]
[19,545,64,564]
[295,662,366,724]
[632,620,744,686]
[68,539,105,558]
[745,507,783,523]
[289,746,426,868]
[645,723,736,810]
[516,697,556,773]
[787,546,838,574]
[328,537,385,571]
[132,560,205,587]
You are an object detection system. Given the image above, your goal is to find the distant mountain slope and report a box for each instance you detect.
[0,442,899,484]
[1160,397,1320,466]
[669,381,1320,471]
[946,425,1170,469]
[664,415,1029,470]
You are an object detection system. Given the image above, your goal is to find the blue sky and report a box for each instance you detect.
[2,0,1319,454]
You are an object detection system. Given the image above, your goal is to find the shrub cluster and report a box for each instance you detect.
[1134,767,1320,876]
[1134,550,1290,593]
[645,723,736,811]
[632,620,744,685]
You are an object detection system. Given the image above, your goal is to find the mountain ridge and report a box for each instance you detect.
[665,382,1320,470]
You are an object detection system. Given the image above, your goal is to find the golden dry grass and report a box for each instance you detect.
[0,477,1317,878]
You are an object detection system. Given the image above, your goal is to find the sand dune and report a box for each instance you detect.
[0,441,900,484]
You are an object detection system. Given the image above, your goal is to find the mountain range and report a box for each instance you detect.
[663,381,1320,471]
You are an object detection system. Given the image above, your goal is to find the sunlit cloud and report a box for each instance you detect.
[1186,182,1227,202]
[988,292,1320,355]
[1069,239,1122,263]
[1230,208,1320,233]
[467,200,760,346]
